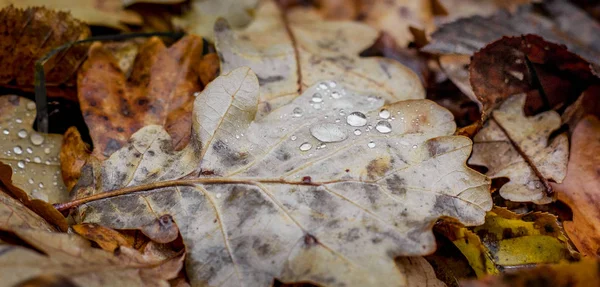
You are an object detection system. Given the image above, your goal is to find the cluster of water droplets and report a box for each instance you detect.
[0,98,64,200]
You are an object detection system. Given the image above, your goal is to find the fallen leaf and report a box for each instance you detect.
[76,35,207,159]
[468,93,568,203]
[0,0,143,30]
[462,258,600,287]
[59,127,91,191]
[552,116,600,257]
[437,207,576,277]
[469,34,598,117]
[432,0,539,25]
[172,0,259,41]
[64,67,490,286]
[423,0,600,71]
[0,96,67,203]
[0,228,184,287]
[0,6,90,99]
[0,189,55,231]
[396,257,446,287]
[215,1,424,117]
[438,55,477,104]
[72,223,133,252]
[561,85,600,133]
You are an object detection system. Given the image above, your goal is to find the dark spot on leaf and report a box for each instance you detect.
[257,75,284,85]
[302,176,311,184]
[304,234,318,246]
[104,138,122,157]
[385,174,407,196]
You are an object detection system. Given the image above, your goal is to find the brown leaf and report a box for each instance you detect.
[0,228,184,287]
[0,6,90,99]
[462,258,600,287]
[469,34,598,117]
[468,94,568,203]
[60,127,91,191]
[552,116,600,257]
[0,188,55,231]
[72,223,133,252]
[76,35,208,159]
[432,0,540,25]
[561,85,600,133]
[0,0,143,30]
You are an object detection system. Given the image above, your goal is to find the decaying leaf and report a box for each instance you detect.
[76,35,210,159]
[432,0,539,25]
[469,94,568,203]
[438,55,476,104]
[0,0,142,30]
[72,223,133,252]
[0,96,67,203]
[552,116,600,257]
[469,34,598,117]
[437,207,576,278]
[0,228,184,287]
[0,6,90,98]
[215,1,424,117]
[462,258,600,287]
[65,67,491,286]
[172,0,259,41]
[561,85,600,133]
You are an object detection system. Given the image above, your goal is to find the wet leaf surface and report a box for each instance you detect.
[70,67,490,287]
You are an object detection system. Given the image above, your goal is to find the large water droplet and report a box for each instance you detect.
[379,109,390,119]
[292,107,303,118]
[13,146,22,154]
[311,93,323,103]
[17,161,25,169]
[18,129,27,138]
[33,156,41,163]
[26,102,36,110]
[310,123,348,143]
[299,142,312,151]
[346,112,367,127]
[354,129,362,136]
[30,132,44,146]
[2,129,9,135]
[375,121,392,134]
[318,83,328,90]
[368,141,376,148]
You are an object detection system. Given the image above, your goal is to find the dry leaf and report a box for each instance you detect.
[462,258,600,287]
[0,96,67,203]
[66,67,490,286]
[172,0,259,41]
[76,35,207,159]
[432,0,539,25]
[423,0,600,71]
[0,6,90,98]
[72,223,133,252]
[469,35,598,117]
[438,55,477,105]
[0,189,55,231]
[552,116,600,257]
[437,207,576,278]
[468,94,568,203]
[0,228,184,287]
[0,0,142,30]
[561,85,600,133]
[215,1,424,117]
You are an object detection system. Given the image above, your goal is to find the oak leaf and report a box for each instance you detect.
[468,94,568,203]
[552,116,600,257]
[67,67,490,287]
[215,1,424,117]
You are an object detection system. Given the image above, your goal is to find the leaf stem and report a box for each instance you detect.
[53,178,319,212]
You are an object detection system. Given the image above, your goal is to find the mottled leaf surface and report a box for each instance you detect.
[0,189,55,231]
[73,67,490,287]
[469,94,568,203]
[215,1,424,117]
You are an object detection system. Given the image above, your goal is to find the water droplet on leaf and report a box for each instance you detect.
[17,129,27,138]
[30,132,44,146]
[312,93,323,103]
[13,146,22,154]
[346,112,367,127]
[354,129,362,136]
[368,141,376,148]
[292,107,303,118]
[299,142,312,151]
[379,109,390,119]
[310,123,348,143]
[375,121,392,134]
